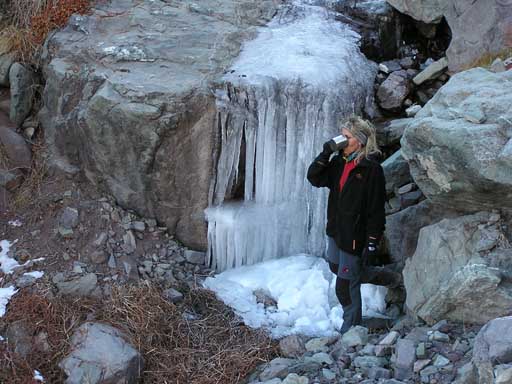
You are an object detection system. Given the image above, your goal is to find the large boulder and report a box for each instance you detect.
[403,212,512,325]
[39,0,279,250]
[384,199,459,267]
[401,68,512,212]
[386,0,512,72]
[60,322,143,384]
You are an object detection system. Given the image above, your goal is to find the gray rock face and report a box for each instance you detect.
[401,68,512,212]
[385,0,444,23]
[9,63,35,127]
[376,118,412,147]
[386,0,512,72]
[382,150,411,196]
[403,212,512,325]
[473,316,512,365]
[60,322,143,384]
[0,53,14,86]
[384,199,459,267]
[39,0,279,250]
[0,125,32,170]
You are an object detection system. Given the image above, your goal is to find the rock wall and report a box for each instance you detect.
[401,68,512,212]
[386,0,512,72]
[39,0,279,250]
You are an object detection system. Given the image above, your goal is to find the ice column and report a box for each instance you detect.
[207,1,377,271]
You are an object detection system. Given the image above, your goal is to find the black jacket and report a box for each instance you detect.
[307,151,386,256]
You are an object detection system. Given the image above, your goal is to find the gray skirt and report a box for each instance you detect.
[326,236,362,280]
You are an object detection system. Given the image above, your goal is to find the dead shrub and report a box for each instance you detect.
[466,47,512,70]
[0,0,92,62]
[0,283,278,384]
[97,283,279,384]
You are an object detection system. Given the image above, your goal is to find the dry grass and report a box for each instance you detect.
[0,0,92,62]
[466,47,512,70]
[97,283,278,384]
[0,289,94,383]
[0,282,278,384]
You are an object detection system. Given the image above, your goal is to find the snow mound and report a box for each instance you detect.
[204,255,387,338]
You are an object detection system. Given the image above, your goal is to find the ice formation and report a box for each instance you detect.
[207,1,377,270]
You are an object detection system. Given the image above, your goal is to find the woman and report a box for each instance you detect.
[307,116,386,333]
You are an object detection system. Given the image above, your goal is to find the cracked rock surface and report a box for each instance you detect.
[39,0,278,250]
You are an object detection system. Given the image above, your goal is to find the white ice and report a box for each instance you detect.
[0,239,19,274]
[34,370,45,382]
[226,1,365,87]
[207,0,377,270]
[0,285,18,317]
[1,239,45,274]
[204,255,387,338]
[24,271,44,279]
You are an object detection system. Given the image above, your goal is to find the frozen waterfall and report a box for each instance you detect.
[207,1,377,271]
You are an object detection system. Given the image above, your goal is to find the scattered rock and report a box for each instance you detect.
[184,250,206,265]
[282,373,308,384]
[259,358,296,381]
[163,288,184,303]
[341,326,368,347]
[377,71,410,110]
[254,289,277,307]
[280,335,306,358]
[413,359,431,373]
[394,338,416,380]
[305,337,331,353]
[405,104,421,117]
[353,355,387,369]
[6,320,33,358]
[368,366,392,380]
[53,273,98,297]
[123,231,137,254]
[412,57,448,85]
[89,250,108,264]
[59,322,143,384]
[59,207,79,229]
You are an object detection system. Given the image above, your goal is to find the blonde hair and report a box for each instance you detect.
[342,115,381,161]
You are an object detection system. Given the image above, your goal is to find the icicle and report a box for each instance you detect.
[207,0,377,271]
